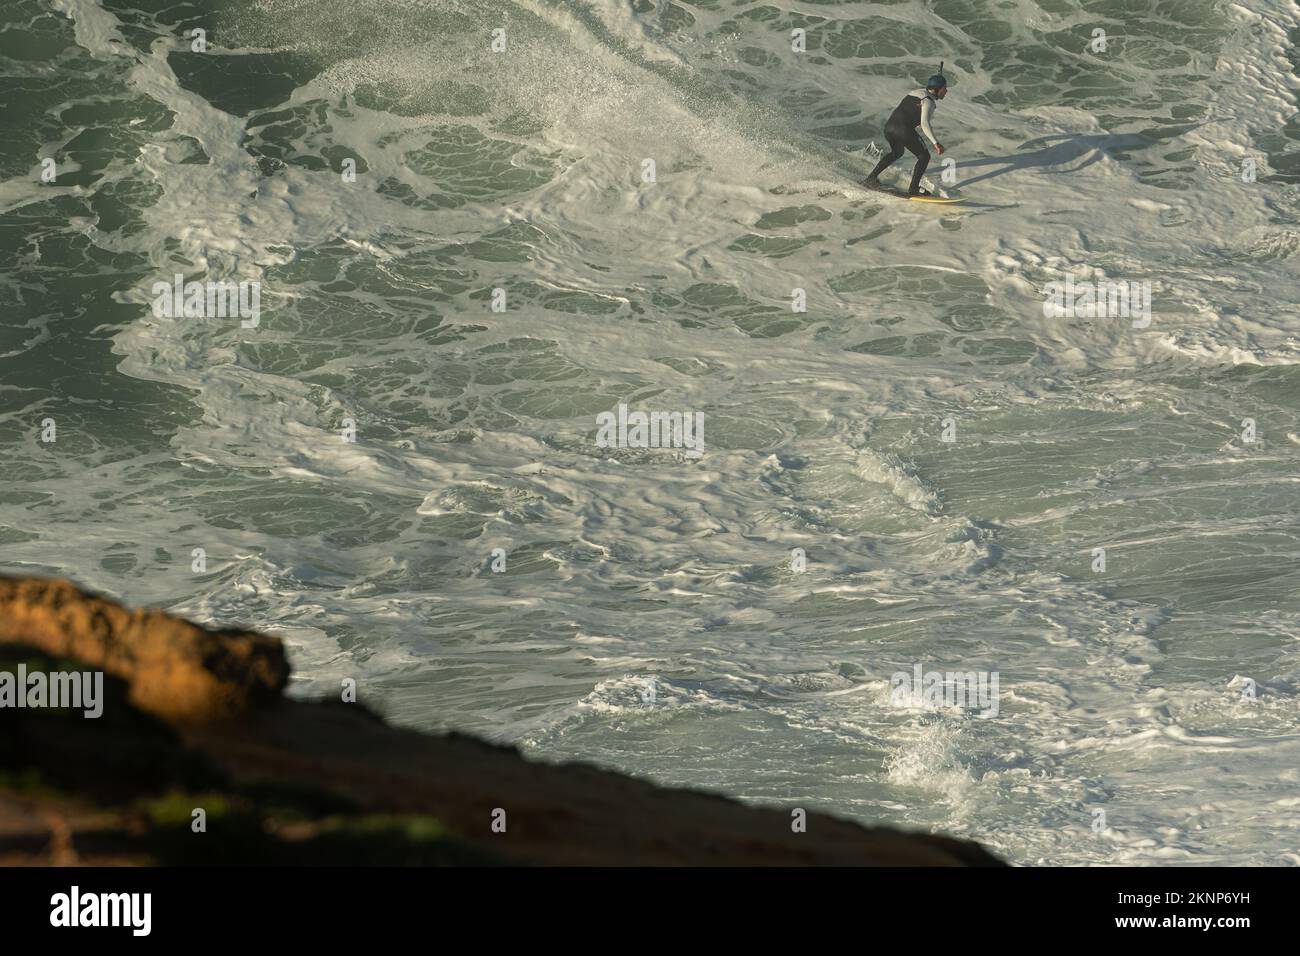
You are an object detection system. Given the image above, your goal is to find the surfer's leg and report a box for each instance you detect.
[866,128,906,181]
[905,134,930,194]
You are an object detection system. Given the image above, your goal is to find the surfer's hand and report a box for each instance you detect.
[933,142,944,155]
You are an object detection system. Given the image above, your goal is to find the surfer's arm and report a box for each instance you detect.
[918,98,939,147]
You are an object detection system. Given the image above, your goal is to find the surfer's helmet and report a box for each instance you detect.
[926,62,947,92]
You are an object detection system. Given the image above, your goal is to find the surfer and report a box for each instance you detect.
[863,65,948,196]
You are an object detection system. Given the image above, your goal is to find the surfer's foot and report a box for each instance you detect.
[908,187,931,196]
[860,176,880,188]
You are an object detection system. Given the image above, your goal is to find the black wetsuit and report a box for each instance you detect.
[866,89,938,194]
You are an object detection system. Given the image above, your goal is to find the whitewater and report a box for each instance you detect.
[2,0,1299,865]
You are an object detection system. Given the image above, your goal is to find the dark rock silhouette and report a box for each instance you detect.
[0,575,1004,866]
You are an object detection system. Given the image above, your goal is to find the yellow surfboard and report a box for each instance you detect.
[861,180,964,204]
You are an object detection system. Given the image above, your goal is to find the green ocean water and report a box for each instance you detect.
[3,0,1300,864]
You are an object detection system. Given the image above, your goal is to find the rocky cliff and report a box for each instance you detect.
[0,575,1004,866]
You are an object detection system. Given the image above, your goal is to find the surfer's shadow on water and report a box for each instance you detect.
[952,132,1148,189]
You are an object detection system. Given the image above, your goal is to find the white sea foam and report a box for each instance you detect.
[5,0,1299,865]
